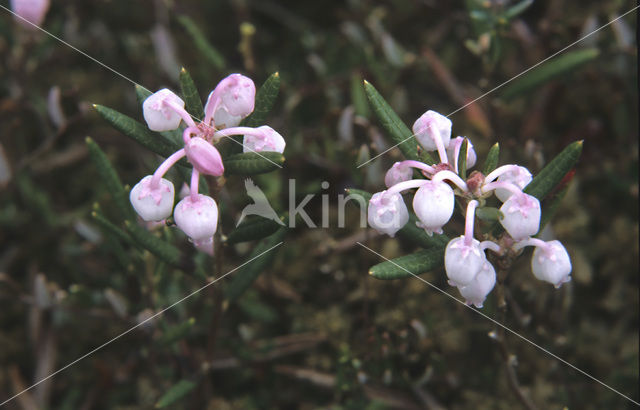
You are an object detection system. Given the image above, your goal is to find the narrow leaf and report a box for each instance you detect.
[86,137,133,219]
[177,16,225,70]
[503,0,534,20]
[224,152,285,175]
[224,215,284,245]
[91,209,135,246]
[524,140,582,200]
[94,105,181,158]
[345,188,448,248]
[350,73,370,118]
[155,379,197,408]
[502,49,599,99]
[125,221,182,266]
[369,248,445,280]
[242,72,281,128]
[538,170,574,231]
[482,142,500,174]
[179,67,205,119]
[458,138,468,179]
[225,224,287,302]
[363,80,433,163]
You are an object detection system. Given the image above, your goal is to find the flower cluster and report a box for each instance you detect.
[367,110,571,307]
[129,74,286,254]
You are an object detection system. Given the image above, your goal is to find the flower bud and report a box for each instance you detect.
[384,162,413,188]
[174,194,219,241]
[11,0,50,27]
[129,175,175,221]
[413,180,454,236]
[367,191,409,237]
[142,89,186,131]
[499,192,541,240]
[185,137,224,176]
[495,166,532,202]
[445,236,486,287]
[412,110,452,151]
[206,74,256,119]
[447,137,477,169]
[458,261,496,308]
[243,126,286,154]
[531,240,572,288]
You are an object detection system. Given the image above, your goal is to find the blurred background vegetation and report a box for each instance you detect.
[0,0,637,408]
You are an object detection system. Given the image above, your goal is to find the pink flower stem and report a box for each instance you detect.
[513,237,548,252]
[484,164,522,184]
[150,148,186,188]
[398,160,435,174]
[190,169,200,201]
[429,123,449,165]
[213,126,262,140]
[203,95,221,126]
[481,181,522,196]
[163,100,197,128]
[385,179,430,196]
[183,126,199,145]
[432,170,468,192]
[463,200,478,246]
[480,240,501,253]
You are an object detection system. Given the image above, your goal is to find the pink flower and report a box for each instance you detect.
[129,175,175,221]
[412,110,452,152]
[531,240,572,288]
[458,261,496,308]
[242,126,286,154]
[367,191,409,237]
[499,192,541,240]
[11,0,50,27]
[142,89,188,132]
[384,162,413,188]
[412,180,454,236]
[174,194,219,241]
[204,74,256,127]
[445,236,486,287]
[184,132,225,176]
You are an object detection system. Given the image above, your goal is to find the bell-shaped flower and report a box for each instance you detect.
[174,194,219,241]
[531,240,572,288]
[129,175,175,221]
[412,110,452,152]
[458,261,496,308]
[11,0,50,27]
[143,89,186,132]
[447,137,477,170]
[367,191,409,237]
[384,162,413,188]
[499,192,541,240]
[494,166,532,202]
[445,236,486,287]
[413,180,454,236]
[243,126,286,154]
[184,137,224,176]
[212,106,243,129]
[205,74,256,123]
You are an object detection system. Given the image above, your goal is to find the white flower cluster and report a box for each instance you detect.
[367,111,572,307]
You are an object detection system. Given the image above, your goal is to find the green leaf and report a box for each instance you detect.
[476,207,503,221]
[482,142,500,174]
[86,137,133,219]
[224,216,284,245]
[177,16,225,70]
[135,84,152,104]
[91,208,135,246]
[369,248,445,280]
[224,152,285,175]
[242,72,281,128]
[124,221,182,266]
[225,224,287,302]
[345,189,448,248]
[458,138,469,179]
[94,105,181,159]
[524,140,582,200]
[155,379,197,408]
[538,171,574,231]
[363,81,434,163]
[160,318,196,345]
[503,0,533,20]
[501,49,600,99]
[179,67,205,119]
